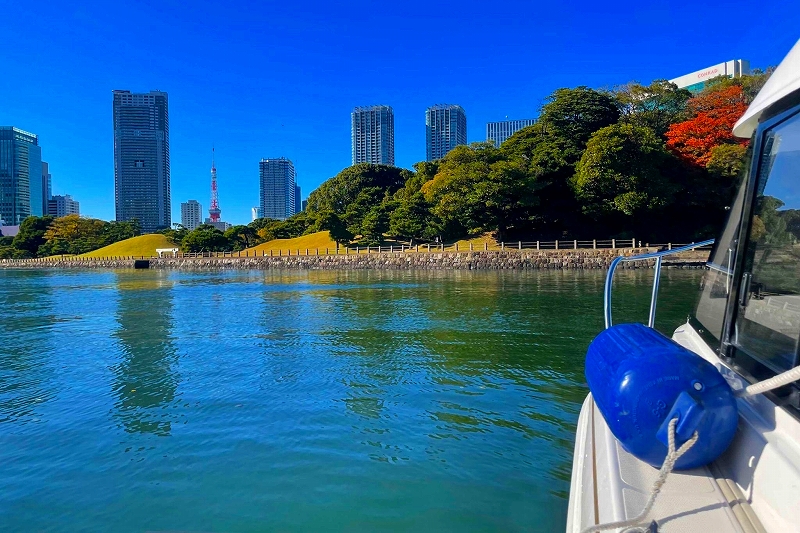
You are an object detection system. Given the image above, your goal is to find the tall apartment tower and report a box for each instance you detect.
[426,104,467,161]
[47,195,80,217]
[112,90,170,233]
[294,184,301,215]
[259,158,296,220]
[0,126,43,224]
[486,119,536,147]
[351,105,395,165]
[180,200,202,230]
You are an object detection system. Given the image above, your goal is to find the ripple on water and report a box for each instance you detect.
[0,268,702,532]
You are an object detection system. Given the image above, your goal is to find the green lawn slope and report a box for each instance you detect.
[245,231,338,254]
[79,234,176,258]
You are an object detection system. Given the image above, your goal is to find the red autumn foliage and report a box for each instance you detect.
[665,85,749,166]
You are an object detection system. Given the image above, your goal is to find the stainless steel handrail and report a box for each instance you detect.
[604,239,715,329]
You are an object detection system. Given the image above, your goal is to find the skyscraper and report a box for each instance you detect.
[426,104,467,161]
[251,207,261,221]
[180,200,202,230]
[47,195,80,217]
[351,105,395,165]
[42,161,52,213]
[259,158,296,220]
[112,90,170,233]
[0,126,43,224]
[295,184,301,215]
[486,119,536,147]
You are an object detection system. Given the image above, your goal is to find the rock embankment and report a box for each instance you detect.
[0,249,709,270]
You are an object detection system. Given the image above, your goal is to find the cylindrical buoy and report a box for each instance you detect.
[585,323,738,469]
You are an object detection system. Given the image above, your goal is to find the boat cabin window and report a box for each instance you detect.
[694,172,747,343]
[733,108,800,377]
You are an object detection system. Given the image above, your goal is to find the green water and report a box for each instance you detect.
[0,268,702,532]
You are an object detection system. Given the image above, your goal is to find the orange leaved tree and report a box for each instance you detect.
[665,85,749,166]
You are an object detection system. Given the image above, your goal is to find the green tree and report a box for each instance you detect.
[180,225,230,253]
[12,216,54,257]
[423,143,538,240]
[613,80,692,137]
[343,187,385,237]
[573,124,678,224]
[389,193,434,244]
[313,210,353,246]
[224,225,258,250]
[706,144,748,180]
[538,86,620,162]
[359,204,389,246]
[305,164,410,215]
[501,125,580,237]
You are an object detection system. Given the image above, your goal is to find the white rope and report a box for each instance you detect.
[581,418,699,533]
[737,364,800,398]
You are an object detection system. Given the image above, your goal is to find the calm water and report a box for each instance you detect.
[0,268,701,533]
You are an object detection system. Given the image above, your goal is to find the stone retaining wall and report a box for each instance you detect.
[0,248,709,271]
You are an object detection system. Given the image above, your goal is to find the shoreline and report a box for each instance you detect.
[0,248,709,271]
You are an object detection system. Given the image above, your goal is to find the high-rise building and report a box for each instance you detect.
[47,195,80,217]
[180,200,202,230]
[251,207,262,222]
[259,158,296,220]
[351,105,395,165]
[486,119,536,147]
[0,126,43,224]
[669,60,750,93]
[294,184,301,215]
[112,90,170,233]
[42,161,52,212]
[426,104,467,161]
[301,199,307,212]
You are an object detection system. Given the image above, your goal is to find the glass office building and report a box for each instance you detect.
[426,104,467,161]
[351,105,395,165]
[259,158,296,220]
[0,126,43,225]
[486,119,536,147]
[113,90,171,233]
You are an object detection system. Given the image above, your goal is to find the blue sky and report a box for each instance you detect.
[0,1,797,225]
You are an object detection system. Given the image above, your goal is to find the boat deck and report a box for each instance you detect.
[567,395,765,532]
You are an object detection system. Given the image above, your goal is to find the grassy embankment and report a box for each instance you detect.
[55,231,500,260]
[78,234,175,258]
[245,231,502,254]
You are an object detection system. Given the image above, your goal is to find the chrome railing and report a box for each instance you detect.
[604,239,715,329]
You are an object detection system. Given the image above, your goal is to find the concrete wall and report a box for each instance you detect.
[0,249,709,271]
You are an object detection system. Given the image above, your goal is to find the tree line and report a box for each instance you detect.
[1,70,771,258]
[0,215,141,259]
[258,70,771,247]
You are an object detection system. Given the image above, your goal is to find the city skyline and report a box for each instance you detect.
[1,1,794,225]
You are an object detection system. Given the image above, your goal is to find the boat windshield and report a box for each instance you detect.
[693,103,800,389]
[694,169,748,342]
[733,108,800,375]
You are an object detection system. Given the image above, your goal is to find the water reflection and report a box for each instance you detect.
[0,271,56,424]
[110,271,180,435]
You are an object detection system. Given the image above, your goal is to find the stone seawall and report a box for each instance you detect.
[0,248,709,271]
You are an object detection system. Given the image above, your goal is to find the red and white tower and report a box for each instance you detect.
[208,147,221,223]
